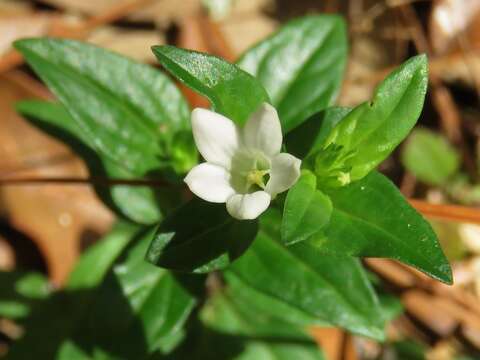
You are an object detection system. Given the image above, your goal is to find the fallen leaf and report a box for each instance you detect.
[0,74,114,285]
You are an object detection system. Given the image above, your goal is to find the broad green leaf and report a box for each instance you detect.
[15,38,189,175]
[401,128,460,186]
[238,15,347,132]
[67,222,138,290]
[285,107,351,159]
[17,100,168,224]
[8,226,198,359]
[0,271,49,320]
[197,290,326,360]
[282,171,332,245]
[146,198,258,273]
[223,271,329,328]
[325,55,428,181]
[228,209,385,340]
[88,229,198,358]
[316,171,452,284]
[6,225,139,359]
[152,45,270,125]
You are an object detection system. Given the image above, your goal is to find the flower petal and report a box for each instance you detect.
[226,191,271,220]
[243,103,282,156]
[184,163,235,203]
[192,108,240,168]
[266,153,302,196]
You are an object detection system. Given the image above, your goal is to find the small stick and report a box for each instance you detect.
[410,199,480,224]
[1,176,479,223]
[0,177,168,187]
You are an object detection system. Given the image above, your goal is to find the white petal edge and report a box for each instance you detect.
[243,103,282,156]
[184,163,236,203]
[226,191,271,220]
[191,108,240,168]
[265,153,302,197]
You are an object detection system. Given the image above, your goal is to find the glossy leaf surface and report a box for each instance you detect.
[6,224,139,359]
[17,100,165,224]
[285,107,351,159]
[228,209,385,340]
[67,222,138,290]
[197,288,326,360]
[282,171,332,245]
[146,198,258,273]
[238,15,347,132]
[325,55,428,181]
[152,45,269,125]
[8,226,198,359]
[318,171,452,284]
[15,38,189,175]
[88,229,198,358]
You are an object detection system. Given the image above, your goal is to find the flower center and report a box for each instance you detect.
[246,169,269,189]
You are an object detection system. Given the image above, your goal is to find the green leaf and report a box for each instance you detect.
[391,340,426,360]
[401,128,460,186]
[17,100,168,224]
[196,289,326,360]
[317,171,452,284]
[0,271,50,320]
[285,107,351,159]
[88,229,198,358]
[8,226,198,359]
[228,209,385,340]
[324,55,428,181]
[66,222,138,290]
[15,38,190,175]
[146,198,258,273]
[6,224,138,359]
[238,15,347,132]
[282,171,332,245]
[378,293,403,323]
[152,45,270,125]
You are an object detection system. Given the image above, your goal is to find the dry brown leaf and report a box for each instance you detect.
[402,291,458,336]
[0,0,33,17]
[219,14,277,55]
[87,26,164,62]
[310,327,343,360]
[37,0,119,15]
[0,15,53,56]
[0,75,113,285]
[38,0,202,26]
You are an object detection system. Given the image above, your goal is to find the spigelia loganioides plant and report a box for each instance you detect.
[4,14,452,359]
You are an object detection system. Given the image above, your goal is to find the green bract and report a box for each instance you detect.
[6,14,452,360]
[323,55,428,182]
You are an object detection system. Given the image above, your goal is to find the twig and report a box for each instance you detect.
[0,0,157,73]
[1,70,52,100]
[0,177,168,187]
[1,176,479,222]
[400,172,417,197]
[409,199,480,224]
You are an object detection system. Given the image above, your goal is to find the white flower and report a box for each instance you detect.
[184,103,301,220]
